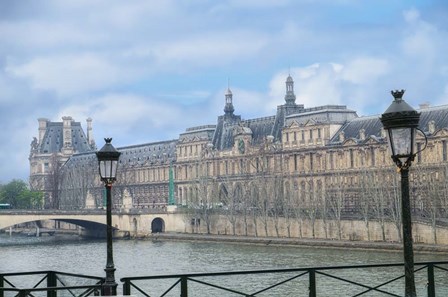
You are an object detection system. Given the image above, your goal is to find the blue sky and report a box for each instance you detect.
[0,0,447,183]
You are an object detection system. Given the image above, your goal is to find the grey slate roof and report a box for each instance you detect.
[118,140,178,166]
[418,105,448,135]
[211,114,241,150]
[244,116,276,146]
[66,139,178,169]
[39,122,92,154]
[179,125,216,142]
[330,104,448,144]
[330,115,384,143]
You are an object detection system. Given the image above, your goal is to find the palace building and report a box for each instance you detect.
[29,75,448,239]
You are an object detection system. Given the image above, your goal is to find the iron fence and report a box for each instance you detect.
[0,271,104,297]
[121,261,448,297]
[3,261,448,297]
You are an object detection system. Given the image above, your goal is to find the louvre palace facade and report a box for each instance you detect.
[29,75,448,240]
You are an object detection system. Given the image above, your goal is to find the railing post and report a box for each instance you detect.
[122,279,131,296]
[47,271,57,297]
[0,274,4,297]
[309,269,316,297]
[427,264,435,297]
[180,276,188,297]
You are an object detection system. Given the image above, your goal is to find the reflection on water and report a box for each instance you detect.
[1,234,448,296]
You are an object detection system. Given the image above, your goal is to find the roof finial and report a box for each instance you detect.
[224,78,234,116]
[391,89,405,100]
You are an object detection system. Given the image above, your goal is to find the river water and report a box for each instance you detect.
[1,234,448,296]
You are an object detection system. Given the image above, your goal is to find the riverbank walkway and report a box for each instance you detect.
[149,232,448,253]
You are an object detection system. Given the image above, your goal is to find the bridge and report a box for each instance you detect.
[0,209,186,237]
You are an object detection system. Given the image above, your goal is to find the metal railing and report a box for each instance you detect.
[121,261,448,297]
[0,271,104,297]
[3,261,448,296]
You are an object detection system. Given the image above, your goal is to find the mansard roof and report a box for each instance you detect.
[179,125,216,143]
[330,115,383,144]
[244,116,276,146]
[117,140,177,166]
[211,114,242,150]
[418,105,448,135]
[39,121,92,154]
[286,105,358,126]
[65,139,178,169]
[330,104,448,144]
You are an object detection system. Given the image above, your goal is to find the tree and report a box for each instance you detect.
[414,166,445,244]
[192,158,218,234]
[359,169,376,241]
[326,173,346,240]
[386,171,402,242]
[370,172,388,241]
[0,179,43,209]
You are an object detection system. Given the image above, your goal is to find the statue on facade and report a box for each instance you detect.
[30,137,38,151]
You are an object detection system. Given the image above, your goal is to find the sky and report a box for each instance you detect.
[0,0,447,184]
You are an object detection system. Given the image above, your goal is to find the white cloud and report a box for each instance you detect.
[341,57,390,84]
[227,0,292,8]
[267,59,393,116]
[6,53,140,96]
[403,8,420,23]
[151,31,269,69]
[269,64,345,109]
[0,21,106,49]
[55,92,220,147]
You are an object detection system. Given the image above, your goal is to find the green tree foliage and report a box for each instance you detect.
[0,179,43,209]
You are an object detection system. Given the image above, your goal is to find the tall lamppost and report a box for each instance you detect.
[380,90,423,297]
[96,138,121,296]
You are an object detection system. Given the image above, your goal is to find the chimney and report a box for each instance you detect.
[419,102,430,109]
[62,116,73,148]
[38,118,49,144]
[86,117,93,146]
[359,129,365,141]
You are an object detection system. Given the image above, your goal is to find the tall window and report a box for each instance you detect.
[370,147,375,166]
[443,140,447,162]
[309,153,314,171]
[329,152,334,170]
[417,143,422,163]
[350,149,354,168]
[294,154,298,171]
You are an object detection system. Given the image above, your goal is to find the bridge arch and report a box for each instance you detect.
[151,217,165,233]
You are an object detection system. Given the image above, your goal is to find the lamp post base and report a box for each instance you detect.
[102,266,117,296]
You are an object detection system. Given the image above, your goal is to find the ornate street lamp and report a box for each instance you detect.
[96,138,121,296]
[380,90,425,297]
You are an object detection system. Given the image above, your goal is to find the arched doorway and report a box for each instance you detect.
[133,218,138,236]
[151,217,165,233]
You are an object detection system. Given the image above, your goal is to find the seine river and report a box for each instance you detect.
[1,234,448,296]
